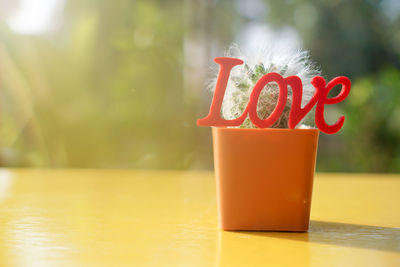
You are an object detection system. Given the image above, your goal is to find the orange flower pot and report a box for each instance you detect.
[212,127,319,231]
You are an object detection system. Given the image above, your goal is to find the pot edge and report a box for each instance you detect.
[211,126,319,133]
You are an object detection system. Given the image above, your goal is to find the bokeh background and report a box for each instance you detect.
[0,0,399,172]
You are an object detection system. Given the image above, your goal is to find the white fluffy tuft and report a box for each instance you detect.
[208,44,321,128]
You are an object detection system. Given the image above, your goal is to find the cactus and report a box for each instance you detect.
[210,45,321,128]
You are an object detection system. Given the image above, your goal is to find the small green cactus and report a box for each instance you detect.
[216,45,320,128]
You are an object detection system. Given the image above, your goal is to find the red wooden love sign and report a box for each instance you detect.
[197,57,351,134]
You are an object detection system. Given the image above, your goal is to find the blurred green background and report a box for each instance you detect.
[0,0,399,172]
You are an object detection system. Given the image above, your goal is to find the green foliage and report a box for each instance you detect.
[0,0,193,169]
[0,0,399,172]
[340,67,400,172]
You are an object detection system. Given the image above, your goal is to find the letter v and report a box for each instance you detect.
[286,76,321,129]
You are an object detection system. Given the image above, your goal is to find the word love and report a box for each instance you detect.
[197,57,351,134]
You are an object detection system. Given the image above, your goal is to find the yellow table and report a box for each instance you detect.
[0,169,399,266]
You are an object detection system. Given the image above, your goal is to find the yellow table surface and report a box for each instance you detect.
[0,169,399,267]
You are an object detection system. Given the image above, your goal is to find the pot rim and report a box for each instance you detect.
[212,126,319,133]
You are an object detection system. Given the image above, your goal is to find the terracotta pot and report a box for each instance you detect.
[212,127,319,231]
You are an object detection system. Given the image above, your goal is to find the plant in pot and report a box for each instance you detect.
[197,46,351,231]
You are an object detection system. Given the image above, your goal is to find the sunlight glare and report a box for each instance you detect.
[6,0,65,35]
